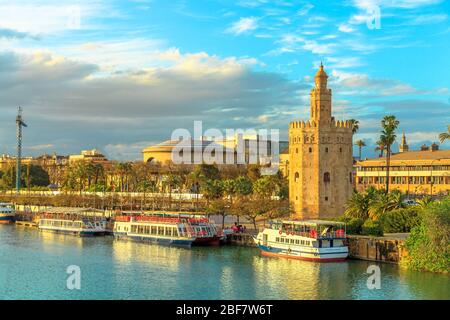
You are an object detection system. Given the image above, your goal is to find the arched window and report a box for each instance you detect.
[294,172,300,182]
[324,172,330,183]
[325,147,329,153]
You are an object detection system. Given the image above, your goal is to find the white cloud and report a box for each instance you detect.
[226,17,259,35]
[338,24,356,33]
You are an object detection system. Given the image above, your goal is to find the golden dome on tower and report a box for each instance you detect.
[315,62,328,78]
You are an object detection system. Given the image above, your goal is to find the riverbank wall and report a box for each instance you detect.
[347,234,409,264]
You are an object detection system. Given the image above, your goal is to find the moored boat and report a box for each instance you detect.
[0,203,15,224]
[113,213,222,247]
[254,220,348,262]
[38,214,107,237]
[113,215,196,246]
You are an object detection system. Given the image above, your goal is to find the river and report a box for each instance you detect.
[0,226,448,300]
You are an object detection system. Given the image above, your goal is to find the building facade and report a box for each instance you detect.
[356,146,450,196]
[289,64,354,219]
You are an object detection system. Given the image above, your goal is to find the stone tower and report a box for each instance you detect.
[289,64,354,219]
[399,132,409,153]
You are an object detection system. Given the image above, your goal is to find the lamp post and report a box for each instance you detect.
[430,158,442,197]
[401,161,410,198]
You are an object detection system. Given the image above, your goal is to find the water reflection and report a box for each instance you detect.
[0,226,449,300]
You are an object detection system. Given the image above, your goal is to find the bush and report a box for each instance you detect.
[346,218,364,235]
[381,207,422,233]
[361,219,383,236]
[405,197,450,273]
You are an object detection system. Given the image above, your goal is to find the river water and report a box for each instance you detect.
[0,226,448,300]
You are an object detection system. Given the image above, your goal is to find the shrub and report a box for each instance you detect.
[346,218,364,235]
[405,197,450,273]
[361,219,383,236]
[381,207,422,233]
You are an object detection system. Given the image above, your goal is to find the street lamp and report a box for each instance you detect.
[430,158,443,197]
[400,161,410,198]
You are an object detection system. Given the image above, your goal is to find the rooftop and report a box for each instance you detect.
[358,149,450,165]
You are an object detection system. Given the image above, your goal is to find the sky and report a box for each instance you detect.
[0,0,449,160]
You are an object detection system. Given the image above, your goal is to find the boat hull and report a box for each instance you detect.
[257,244,348,262]
[193,236,221,246]
[39,227,105,237]
[113,232,194,247]
[0,215,14,224]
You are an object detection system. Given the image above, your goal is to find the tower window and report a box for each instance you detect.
[325,147,329,153]
[309,147,312,153]
[296,148,298,154]
[325,197,329,201]
[294,172,300,182]
[324,172,330,183]
[349,172,353,183]
[339,147,342,153]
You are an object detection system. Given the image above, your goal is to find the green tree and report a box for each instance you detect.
[368,190,405,221]
[345,192,371,220]
[438,125,450,143]
[349,119,359,134]
[355,139,366,160]
[380,115,399,193]
[375,139,386,157]
[405,197,450,273]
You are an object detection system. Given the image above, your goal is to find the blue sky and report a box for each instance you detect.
[0,0,449,160]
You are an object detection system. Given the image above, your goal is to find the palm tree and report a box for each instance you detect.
[368,190,405,221]
[439,125,450,143]
[380,115,399,194]
[416,196,433,209]
[375,140,386,157]
[355,139,366,160]
[345,192,370,220]
[349,119,359,134]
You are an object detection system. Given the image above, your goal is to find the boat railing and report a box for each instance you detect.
[280,230,346,239]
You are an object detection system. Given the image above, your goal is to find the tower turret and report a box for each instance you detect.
[399,132,409,153]
[310,63,332,125]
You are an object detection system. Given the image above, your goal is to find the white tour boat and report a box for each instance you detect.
[254,220,348,262]
[113,213,221,247]
[38,214,107,237]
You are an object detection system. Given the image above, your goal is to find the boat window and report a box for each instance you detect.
[166,227,172,236]
[291,239,295,244]
[275,237,279,242]
[158,226,164,235]
[295,240,299,244]
[151,226,157,235]
[280,238,284,243]
[173,227,179,237]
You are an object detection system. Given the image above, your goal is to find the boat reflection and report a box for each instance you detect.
[251,254,351,299]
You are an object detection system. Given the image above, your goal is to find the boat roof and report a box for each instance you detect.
[276,219,345,226]
[0,203,13,206]
[42,207,104,214]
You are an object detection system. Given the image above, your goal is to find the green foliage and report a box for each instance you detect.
[346,218,364,235]
[345,192,371,220]
[381,207,422,233]
[361,219,383,236]
[368,190,405,220]
[405,197,450,273]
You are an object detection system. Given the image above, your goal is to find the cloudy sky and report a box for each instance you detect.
[0,0,449,160]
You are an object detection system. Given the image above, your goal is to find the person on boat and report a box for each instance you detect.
[231,223,239,233]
